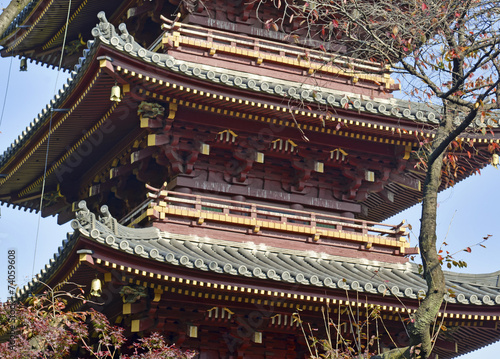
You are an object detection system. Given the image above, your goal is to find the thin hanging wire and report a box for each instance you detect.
[0,56,13,129]
[32,0,73,277]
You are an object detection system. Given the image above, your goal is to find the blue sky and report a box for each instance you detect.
[0,54,499,357]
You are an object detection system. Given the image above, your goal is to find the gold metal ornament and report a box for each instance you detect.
[492,153,499,169]
[20,58,27,71]
[91,278,102,297]
[110,83,121,102]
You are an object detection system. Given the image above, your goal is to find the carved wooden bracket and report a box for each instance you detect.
[231,146,257,183]
[221,135,266,184]
[340,167,364,200]
[139,101,177,132]
[352,167,391,201]
[155,134,211,175]
[291,158,314,192]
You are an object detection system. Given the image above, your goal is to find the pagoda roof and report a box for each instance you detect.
[19,201,500,308]
[2,9,497,134]
[15,201,500,359]
[0,3,498,131]
[0,0,134,69]
[0,28,494,170]
[1,13,499,221]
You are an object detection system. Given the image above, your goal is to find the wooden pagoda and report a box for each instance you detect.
[1,1,500,358]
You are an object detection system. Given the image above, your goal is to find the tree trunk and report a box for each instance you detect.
[0,0,31,37]
[372,105,456,359]
[406,104,456,358]
[371,159,445,359]
[407,156,445,357]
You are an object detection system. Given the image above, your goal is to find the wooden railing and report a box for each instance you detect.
[160,16,396,89]
[146,188,412,255]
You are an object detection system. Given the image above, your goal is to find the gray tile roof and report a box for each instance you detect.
[4,12,496,171]
[92,12,445,123]
[17,200,500,308]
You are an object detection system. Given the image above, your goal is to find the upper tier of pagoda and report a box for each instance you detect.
[0,0,399,85]
[1,0,360,68]
[1,10,499,228]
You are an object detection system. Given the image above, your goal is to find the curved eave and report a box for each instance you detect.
[0,40,129,209]
[18,202,500,314]
[18,228,500,359]
[91,20,500,142]
[2,16,500,220]
[14,202,500,359]
[0,0,133,69]
[20,202,500,309]
[4,11,500,146]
